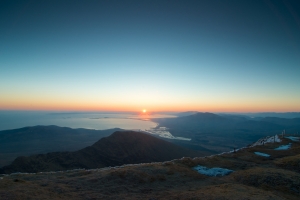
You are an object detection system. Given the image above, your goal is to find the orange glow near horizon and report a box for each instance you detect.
[0,103,299,113]
[0,96,299,113]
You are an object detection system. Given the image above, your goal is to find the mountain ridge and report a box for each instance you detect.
[0,131,202,174]
[152,112,300,153]
[0,125,122,167]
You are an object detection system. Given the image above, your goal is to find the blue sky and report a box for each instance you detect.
[1,0,300,112]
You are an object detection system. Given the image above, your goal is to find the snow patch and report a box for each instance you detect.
[285,136,300,142]
[274,143,292,150]
[193,165,233,177]
[254,152,270,157]
[251,135,281,147]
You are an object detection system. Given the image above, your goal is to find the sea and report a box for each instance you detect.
[0,111,193,140]
[0,111,177,131]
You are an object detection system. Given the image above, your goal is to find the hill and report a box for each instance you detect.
[0,135,299,199]
[0,126,121,167]
[0,131,202,173]
[152,112,300,153]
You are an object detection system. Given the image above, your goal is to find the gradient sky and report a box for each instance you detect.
[1,0,300,112]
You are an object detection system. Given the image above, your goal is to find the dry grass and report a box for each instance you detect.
[162,183,284,200]
[274,153,300,173]
[0,138,300,199]
[233,167,300,193]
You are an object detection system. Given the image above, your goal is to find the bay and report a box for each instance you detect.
[0,111,175,131]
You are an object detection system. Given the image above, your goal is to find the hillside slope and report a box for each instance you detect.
[152,112,300,152]
[0,131,202,173]
[0,126,121,167]
[0,135,299,199]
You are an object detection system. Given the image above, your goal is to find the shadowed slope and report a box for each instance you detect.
[0,131,202,173]
[0,125,121,167]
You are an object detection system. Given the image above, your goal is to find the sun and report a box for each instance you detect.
[142,109,147,113]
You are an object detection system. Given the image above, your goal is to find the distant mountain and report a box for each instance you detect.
[0,125,122,167]
[260,117,300,127]
[175,111,198,117]
[156,112,235,131]
[0,131,202,173]
[154,112,300,134]
[243,112,300,119]
[218,113,251,120]
[152,112,300,153]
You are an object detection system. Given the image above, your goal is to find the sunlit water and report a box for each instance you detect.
[0,111,171,131]
[0,111,192,140]
[144,127,191,141]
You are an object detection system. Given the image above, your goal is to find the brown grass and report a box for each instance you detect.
[274,153,300,173]
[0,138,300,199]
[233,167,300,194]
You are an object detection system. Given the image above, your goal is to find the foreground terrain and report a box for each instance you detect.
[1,135,299,199]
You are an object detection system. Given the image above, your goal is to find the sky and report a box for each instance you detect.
[1,0,300,112]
